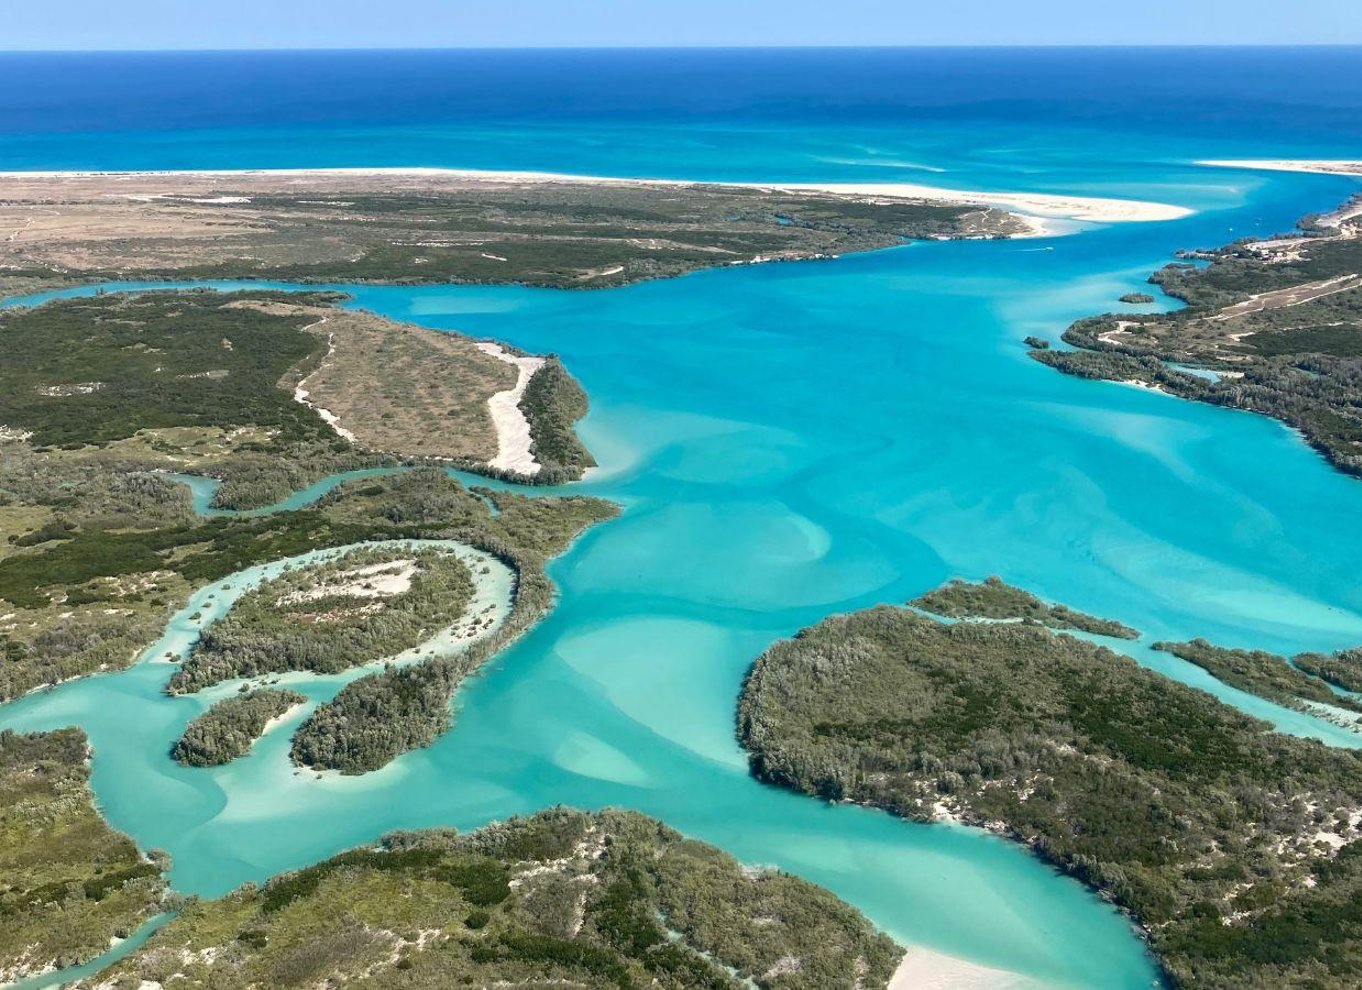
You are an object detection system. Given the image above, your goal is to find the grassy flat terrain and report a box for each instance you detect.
[0,290,598,502]
[739,604,1362,989]
[0,729,166,983]
[0,171,1026,293]
[911,576,1140,638]
[1032,197,1362,480]
[91,808,900,990]
[280,302,518,463]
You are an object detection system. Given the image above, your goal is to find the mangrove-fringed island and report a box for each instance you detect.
[737,592,1362,989]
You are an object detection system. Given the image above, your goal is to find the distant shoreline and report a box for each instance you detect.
[0,165,1193,226]
[1197,159,1362,177]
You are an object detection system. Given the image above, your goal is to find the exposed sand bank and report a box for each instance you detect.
[1197,160,1362,177]
[476,341,546,476]
[259,702,307,738]
[889,946,1029,990]
[0,166,1193,226]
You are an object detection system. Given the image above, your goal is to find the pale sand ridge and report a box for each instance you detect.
[0,166,1193,225]
[289,316,360,444]
[1197,160,1362,177]
[476,341,546,476]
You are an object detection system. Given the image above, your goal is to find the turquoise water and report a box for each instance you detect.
[8,46,1362,990]
[160,467,409,516]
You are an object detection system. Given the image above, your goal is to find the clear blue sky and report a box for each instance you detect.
[5,0,1361,50]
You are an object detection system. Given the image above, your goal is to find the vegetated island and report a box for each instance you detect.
[2,733,907,989]
[1120,292,1157,304]
[0,728,170,983]
[171,688,307,767]
[169,547,476,694]
[1030,194,1362,479]
[1296,647,1362,693]
[738,592,1362,989]
[911,575,1141,639]
[1154,638,1362,724]
[81,807,900,990]
[0,169,1040,300]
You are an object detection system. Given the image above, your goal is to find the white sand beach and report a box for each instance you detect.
[259,702,307,738]
[0,166,1193,225]
[769,180,1190,222]
[889,946,1029,990]
[475,341,546,476]
[1197,160,1362,177]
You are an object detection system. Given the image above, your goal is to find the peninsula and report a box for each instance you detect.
[1031,194,1362,480]
[0,167,1199,302]
[88,807,902,989]
[5,735,905,990]
[0,169,1040,298]
[911,576,1141,639]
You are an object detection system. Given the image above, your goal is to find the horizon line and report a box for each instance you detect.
[3,42,1362,55]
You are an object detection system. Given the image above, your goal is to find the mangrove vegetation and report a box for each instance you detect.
[171,689,308,767]
[92,808,901,990]
[911,576,1140,638]
[0,729,167,982]
[738,604,1362,989]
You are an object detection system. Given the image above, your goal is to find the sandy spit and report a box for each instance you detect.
[1196,159,1362,177]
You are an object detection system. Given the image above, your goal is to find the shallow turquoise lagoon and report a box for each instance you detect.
[7,161,1362,989]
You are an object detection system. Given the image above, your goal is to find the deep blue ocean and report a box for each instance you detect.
[4,48,1362,989]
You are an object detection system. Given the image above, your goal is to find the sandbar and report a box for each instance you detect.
[1197,160,1362,177]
